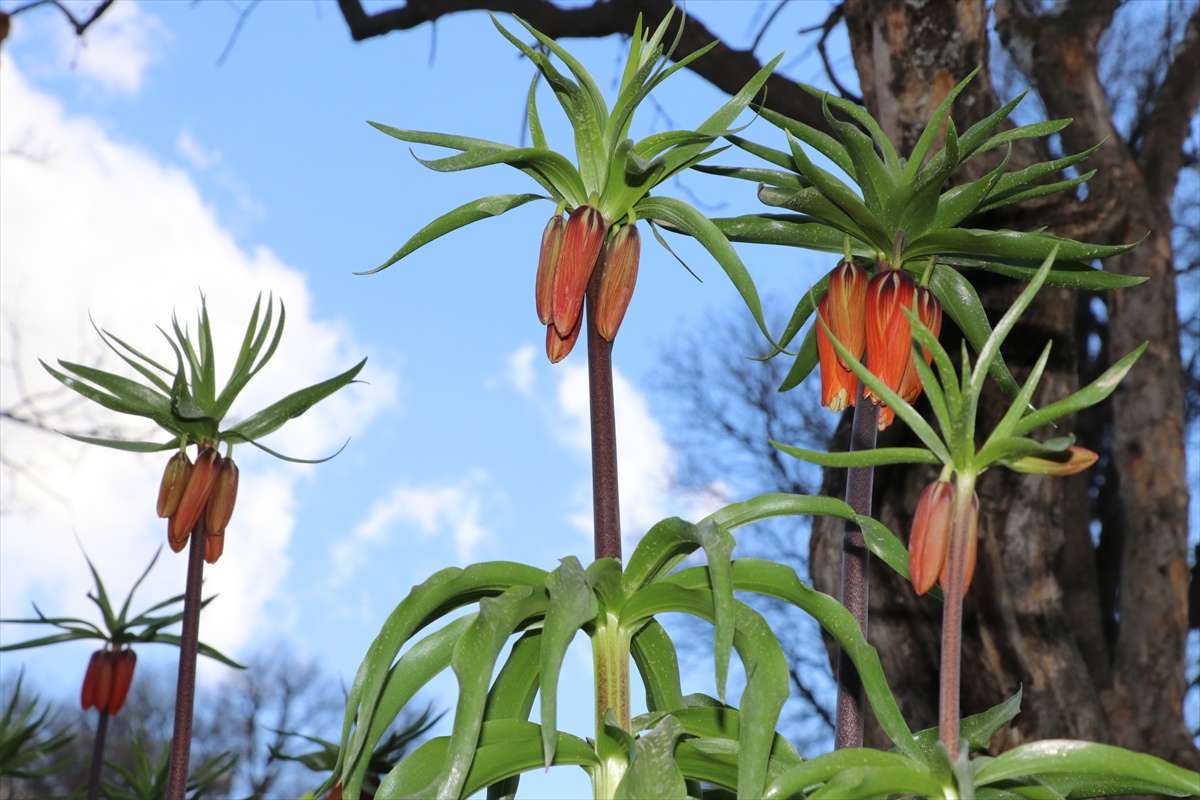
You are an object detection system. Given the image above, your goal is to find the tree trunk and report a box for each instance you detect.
[810,0,1197,767]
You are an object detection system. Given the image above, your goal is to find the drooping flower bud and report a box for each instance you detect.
[93,650,114,715]
[205,457,239,539]
[551,205,607,338]
[169,446,220,551]
[205,532,225,565]
[909,480,953,595]
[816,295,858,412]
[156,452,193,519]
[535,214,565,325]
[595,223,640,342]
[108,649,136,716]
[546,316,582,364]
[940,492,980,596]
[81,650,103,711]
[826,261,868,369]
[1008,446,1099,475]
[912,286,942,364]
[863,268,916,405]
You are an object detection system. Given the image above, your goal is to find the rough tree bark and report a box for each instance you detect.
[808,0,1197,768]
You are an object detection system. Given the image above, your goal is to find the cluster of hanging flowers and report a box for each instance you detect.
[157,442,239,564]
[81,647,137,716]
[816,260,942,430]
[536,205,641,363]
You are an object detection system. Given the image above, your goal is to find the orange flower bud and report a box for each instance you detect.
[169,446,220,551]
[863,268,915,404]
[912,286,942,364]
[81,650,103,710]
[546,316,582,364]
[205,532,225,565]
[909,481,953,595]
[596,223,640,342]
[1008,446,1099,475]
[108,649,136,716]
[941,492,980,596]
[816,294,858,412]
[93,650,114,715]
[535,214,565,325]
[826,261,868,369]
[205,457,239,539]
[551,205,607,338]
[156,452,193,519]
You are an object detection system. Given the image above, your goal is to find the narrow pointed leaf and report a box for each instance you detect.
[539,557,598,767]
[974,740,1200,797]
[226,358,366,443]
[772,441,942,467]
[1013,344,1146,436]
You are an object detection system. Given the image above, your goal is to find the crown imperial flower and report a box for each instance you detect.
[817,294,859,413]
[156,452,193,519]
[169,446,220,552]
[551,205,607,339]
[864,268,916,408]
[909,480,954,595]
[535,214,565,325]
[595,223,641,342]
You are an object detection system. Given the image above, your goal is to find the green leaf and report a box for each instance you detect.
[725,134,801,172]
[59,434,179,453]
[929,264,1024,401]
[727,559,922,761]
[668,706,802,771]
[907,227,1136,264]
[778,325,818,392]
[903,66,979,181]
[623,517,704,593]
[709,214,851,255]
[977,172,1095,214]
[337,562,545,799]
[911,688,1022,762]
[971,118,1072,157]
[753,105,855,176]
[705,492,854,532]
[858,515,942,600]
[1012,344,1146,436]
[798,84,900,174]
[539,557,598,768]
[769,271,829,357]
[225,358,366,444]
[757,185,879,247]
[931,147,1010,230]
[986,343,1052,447]
[361,194,548,275]
[634,196,775,348]
[807,765,950,799]
[785,131,888,244]
[953,257,1147,290]
[413,147,585,205]
[825,105,895,219]
[525,73,547,151]
[974,740,1200,797]
[690,164,808,190]
[41,360,157,423]
[614,715,688,800]
[630,620,686,714]
[764,748,937,800]
[435,586,548,800]
[772,441,942,467]
[958,90,1027,155]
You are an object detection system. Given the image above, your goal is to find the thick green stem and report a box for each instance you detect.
[938,473,976,753]
[591,615,630,799]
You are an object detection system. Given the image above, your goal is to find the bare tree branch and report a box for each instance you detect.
[334,0,834,135]
[798,3,860,104]
[1136,4,1200,200]
[5,0,115,35]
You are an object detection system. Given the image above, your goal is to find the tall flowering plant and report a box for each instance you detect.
[37,294,364,800]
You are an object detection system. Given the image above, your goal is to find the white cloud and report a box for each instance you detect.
[54,0,170,95]
[506,344,537,396]
[0,54,397,657]
[546,359,728,553]
[176,129,220,171]
[332,471,492,583]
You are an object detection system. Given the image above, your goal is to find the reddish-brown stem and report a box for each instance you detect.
[586,267,621,563]
[166,518,206,800]
[86,709,109,800]
[938,476,975,753]
[834,398,879,749]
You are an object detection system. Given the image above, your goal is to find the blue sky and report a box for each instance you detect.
[0,2,849,796]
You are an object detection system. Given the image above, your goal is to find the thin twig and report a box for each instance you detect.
[7,0,114,35]
[799,3,862,104]
[216,0,261,66]
[750,0,789,54]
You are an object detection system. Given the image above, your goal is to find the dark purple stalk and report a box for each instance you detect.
[166,518,206,800]
[834,399,879,749]
[86,710,109,800]
[586,269,621,563]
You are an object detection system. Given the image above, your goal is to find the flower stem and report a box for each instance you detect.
[835,399,879,749]
[86,710,109,800]
[938,474,976,752]
[586,268,621,563]
[166,518,206,800]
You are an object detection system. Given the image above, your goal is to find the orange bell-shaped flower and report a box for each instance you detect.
[864,268,916,406]
[595,223,640,342]
[816,294,859,412]
[156,451,192,519]
[108,649,137,715]
[551,205,607,339]
[546,316,582,364]
[81,650,103,711]
[880,285,942,429]
[826,260,868,368]
[168,446,220,552]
